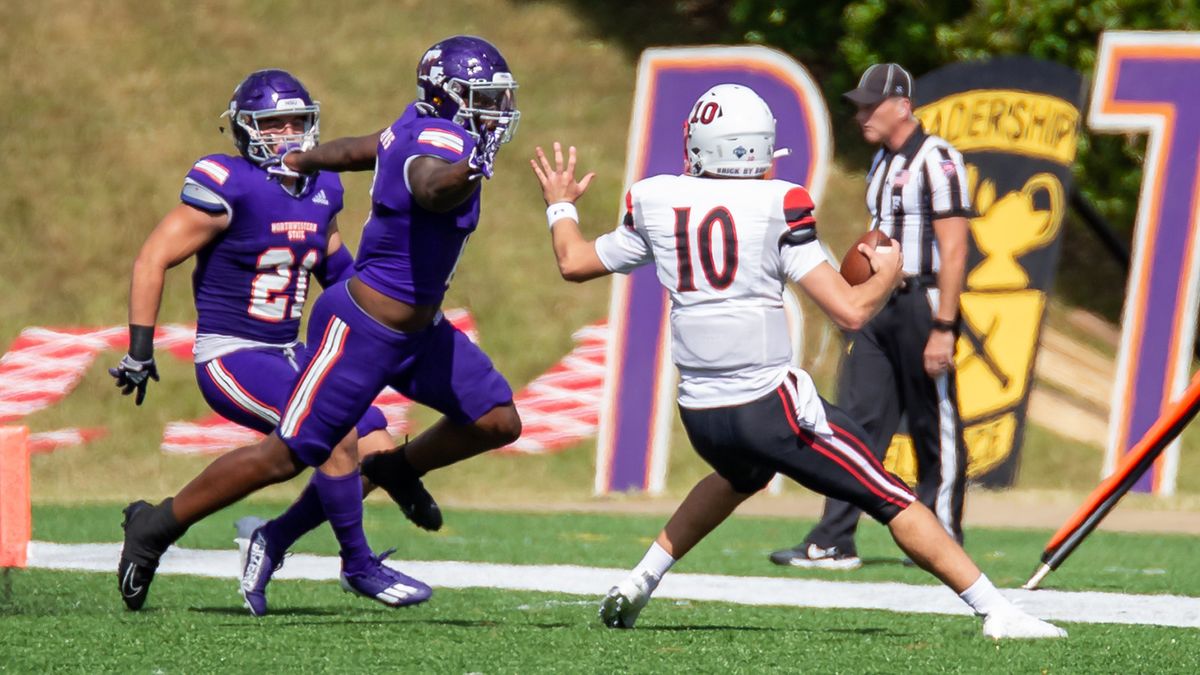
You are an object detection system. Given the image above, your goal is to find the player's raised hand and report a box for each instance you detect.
[530,142,595,206]
[109,354,160,406]
[469,122,508,179]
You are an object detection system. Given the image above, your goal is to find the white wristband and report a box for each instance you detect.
[546,202,579,229]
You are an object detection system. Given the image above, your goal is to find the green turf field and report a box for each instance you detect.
[5,505,1198,672]
[4,2,1199,670]
[4,574,1196,674]
[29,503,1200,596]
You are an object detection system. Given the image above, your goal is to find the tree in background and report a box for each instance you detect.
[548,0,1197,317]
[726,0,1200,317]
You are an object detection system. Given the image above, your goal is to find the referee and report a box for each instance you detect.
[771,63,972,569]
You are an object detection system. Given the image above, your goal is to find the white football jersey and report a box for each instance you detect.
[595,174,829,413]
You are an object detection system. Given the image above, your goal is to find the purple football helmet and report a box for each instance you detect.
[223,69,320,167]
[416,36,520,144]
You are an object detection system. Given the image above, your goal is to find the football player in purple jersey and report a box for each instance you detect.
[117,37,523,615]
[113,70,438,613]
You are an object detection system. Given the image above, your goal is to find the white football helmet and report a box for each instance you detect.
[684,84,776,178]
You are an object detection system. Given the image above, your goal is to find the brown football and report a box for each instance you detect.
[839,229,893,285]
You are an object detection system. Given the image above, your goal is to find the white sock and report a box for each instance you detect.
[959,574,1013,617]
[632,542,676,589]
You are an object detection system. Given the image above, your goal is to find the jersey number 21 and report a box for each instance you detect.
[249,247,319,321]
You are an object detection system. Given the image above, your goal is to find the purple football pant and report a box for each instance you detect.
[277,280,514,467]
[195,345,389,440]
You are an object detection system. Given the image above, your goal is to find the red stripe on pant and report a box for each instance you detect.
[210,359,280,418]
[283,318,348,437]
[803,430,914,508]
[828,421,912,493]
[775,387,910,509]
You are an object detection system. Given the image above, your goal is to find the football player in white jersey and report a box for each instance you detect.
[529,84,1065,640]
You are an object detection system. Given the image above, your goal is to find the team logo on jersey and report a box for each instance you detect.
[417,128,465,154]
[193,159,230,185]
[312,189,329,206]
[271,221,318,242]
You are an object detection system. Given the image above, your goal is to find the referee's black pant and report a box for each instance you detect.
[802,281,967,555]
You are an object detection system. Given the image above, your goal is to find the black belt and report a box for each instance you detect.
[896,273,938,294]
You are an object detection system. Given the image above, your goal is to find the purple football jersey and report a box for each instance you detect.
[354,103,481,306]
[182,154,344,343]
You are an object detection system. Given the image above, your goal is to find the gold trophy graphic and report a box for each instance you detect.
[967,171,1065,291]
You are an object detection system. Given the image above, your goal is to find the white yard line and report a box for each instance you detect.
[27,541,1200,629]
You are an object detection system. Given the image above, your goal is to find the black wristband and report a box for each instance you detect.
[129,324,155,361]
[931,319,958,333]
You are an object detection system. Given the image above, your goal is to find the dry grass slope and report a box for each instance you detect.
[1,1,1195,504]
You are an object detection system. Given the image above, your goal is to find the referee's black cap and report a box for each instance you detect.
[843,63,914,106]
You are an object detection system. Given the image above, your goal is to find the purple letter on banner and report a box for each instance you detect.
[1092,33,1200,495]
[594,47,831,494]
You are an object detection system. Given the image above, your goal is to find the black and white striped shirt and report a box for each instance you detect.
[865,124,971,280]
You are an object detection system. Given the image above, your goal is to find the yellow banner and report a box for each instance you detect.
[916,90,1079,165]
[884,165,1069,482]
[885,413,1017,482]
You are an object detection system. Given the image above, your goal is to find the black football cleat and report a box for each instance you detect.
[388,476,443,532]
[117,501,164,611]
[362,451,444,531]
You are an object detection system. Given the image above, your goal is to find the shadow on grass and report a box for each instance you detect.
[860,556,916,568]
[422,618,575,630]
[189,606,339,618]
[824,626,897,636]
[206,613,577,630]
[637,624,774,633]
[641,624,900,637]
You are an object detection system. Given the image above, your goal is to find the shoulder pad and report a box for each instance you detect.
[180,178,229,214]
[780,186,816,247]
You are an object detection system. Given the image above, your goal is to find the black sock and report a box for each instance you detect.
[148,498,188,549]
[362,445,423,487]
[124,498,187,565]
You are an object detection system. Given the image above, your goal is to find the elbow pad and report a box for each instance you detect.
[318,245,355,287]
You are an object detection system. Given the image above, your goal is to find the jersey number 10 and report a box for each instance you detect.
[673,206,739,292]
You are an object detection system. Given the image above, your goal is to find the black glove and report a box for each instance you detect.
[109,354,159,405]
[110,324,158,405]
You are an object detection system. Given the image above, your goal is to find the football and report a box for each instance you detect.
[839,229,893,285]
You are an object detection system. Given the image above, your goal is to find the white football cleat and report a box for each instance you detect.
[982,609,1068,639]
[599,571,657,629]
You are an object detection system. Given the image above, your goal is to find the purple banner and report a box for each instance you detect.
[1092,33,1200,495]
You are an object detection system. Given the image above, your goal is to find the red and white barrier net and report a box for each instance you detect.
[503,322,606,454]
[2,314,607,457]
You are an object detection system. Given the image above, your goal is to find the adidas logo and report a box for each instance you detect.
[313,189,329,206]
